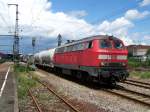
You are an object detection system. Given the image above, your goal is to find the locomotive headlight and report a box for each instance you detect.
[117,55,127,60]
[122,62,126,66]
[101,62,105,66]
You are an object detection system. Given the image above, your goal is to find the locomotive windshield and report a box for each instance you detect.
[114,40,123,49]
[99,39,123,49]
[100,39,112,48]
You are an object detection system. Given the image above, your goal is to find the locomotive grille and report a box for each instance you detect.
[102,62,124,67]
[108,63,123,66]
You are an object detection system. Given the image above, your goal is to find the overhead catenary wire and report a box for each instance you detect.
[0,14,8,26]
[0,1,13,33]
[7,5,14,34]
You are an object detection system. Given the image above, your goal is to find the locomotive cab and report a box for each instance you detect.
[96,37,129,83]
[53,35,129,84]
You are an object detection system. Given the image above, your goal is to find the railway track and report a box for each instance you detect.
[103,86,150,107]
[28,89,42,112]
[28,79,80,112]
[123,79,150,89]
[29,70,150,109]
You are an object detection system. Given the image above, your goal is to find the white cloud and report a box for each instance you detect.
[0,0,149,46]
[98,17,133,33]
[128,33,150,45]
[67,10,88,18]
[0,0,95,40]
[139,0,150,7]
[96,9,150,45]
[143,35,150,39]
[125,9,150,20]
[97,17,134,45]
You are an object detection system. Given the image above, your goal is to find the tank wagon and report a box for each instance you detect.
[34,48,56,67]
[34,35,129,84]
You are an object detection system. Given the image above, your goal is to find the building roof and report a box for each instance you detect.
[127,45,150,49]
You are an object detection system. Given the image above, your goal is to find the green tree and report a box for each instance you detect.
[146,49,150,66]
[146,49,150,56]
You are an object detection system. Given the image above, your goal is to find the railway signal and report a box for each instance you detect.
[57,34,62,46]
[32,37,36,55]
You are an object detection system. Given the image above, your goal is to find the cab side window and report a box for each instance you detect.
[85,41,93,49]
[88,41,93,48]
[114,40,123,49]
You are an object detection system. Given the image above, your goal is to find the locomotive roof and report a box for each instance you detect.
[57,35,121,48]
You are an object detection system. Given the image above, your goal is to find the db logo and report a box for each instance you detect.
[111,55,117,59]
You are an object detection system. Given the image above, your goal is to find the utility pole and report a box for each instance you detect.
[57,34,62,46]
[8,4,19,64]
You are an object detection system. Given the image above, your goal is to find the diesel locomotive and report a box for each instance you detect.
[34,35,129,84]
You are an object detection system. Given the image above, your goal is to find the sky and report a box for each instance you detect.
[0,0,150,54]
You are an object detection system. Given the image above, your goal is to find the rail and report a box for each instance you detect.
[103,87,150,107]
[28,77,80,112]
[126,79,150,86]
[38,80,80,112]
[123,80,150,89]
[28,89,43,112]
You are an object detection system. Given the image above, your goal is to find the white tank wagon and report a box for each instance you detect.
[36,51,46,65]
[34,48,56,67]
[34,52,41,64]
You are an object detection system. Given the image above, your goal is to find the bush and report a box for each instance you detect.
[14,65,38,99]
[17,73,38,99]
[130,71,150,79]
[14,64,33,73]
[0,59,5,64]
[128,57,150,67]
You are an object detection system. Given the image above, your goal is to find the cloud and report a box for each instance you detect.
[96,9,150,45]
[71,9,149,45]
[98,17,133,33]
[67,10,88,18]
[143,35,150,39]
[128,33,150,45]
[139,0,150,7]
[0,0,95,40]
[0,0,149,50]
[96,17,134,45]
[125,9,150,20]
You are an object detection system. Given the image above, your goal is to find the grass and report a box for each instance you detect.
[0,59,5,64]
[130,71,150,79]
[128,57,150,79]
[14,65,38,99]
[128,58,150,68]
[14,64,34,73]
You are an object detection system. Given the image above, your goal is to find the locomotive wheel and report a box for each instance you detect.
[58,68,62,76]
[76,71,82,79]
[55,68,62,76]
[108,77,116,87]
[76,71,88,82]
[86,75,93,83]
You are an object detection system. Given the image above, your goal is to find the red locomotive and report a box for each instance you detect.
[34,35,129,84]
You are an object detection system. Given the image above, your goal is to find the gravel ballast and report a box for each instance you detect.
[32,70,150,112]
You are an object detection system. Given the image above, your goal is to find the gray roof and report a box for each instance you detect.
[57,35,120,48]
